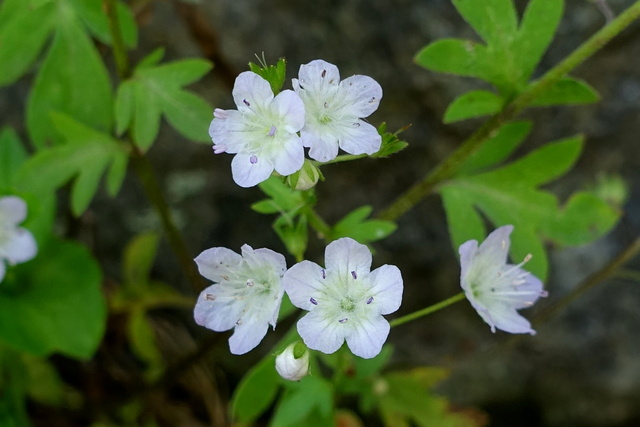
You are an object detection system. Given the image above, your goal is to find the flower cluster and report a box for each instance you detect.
[193,237,402,359]
[209,59,383,187]
[0,196,37,283]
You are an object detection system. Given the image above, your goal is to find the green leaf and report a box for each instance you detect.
[514,0,564,82]
[122,58,213,150]
[330,206,397,244]
[254,176,306,214]
[26,8,113,148]
[18,113,128,216]
[456,120,532,175]
[274,214,309,261]
[0,128,28,190]
[249,57,287,94]
[272,376,334,427]
[127,310,163,379]
[444,90,504,123]
[415,38,491,80]
[452,0,517,47]
[123,233,160,293]
[530,77,600,106]
[371,123,409,158]
[71,0,137,48]
[231,357,282,423]
[0,239,106,359]
[441,136,620,280]
[0,1,55,87]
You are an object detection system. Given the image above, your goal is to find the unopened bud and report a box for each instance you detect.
[275,342,310,381]
[286,160,322,190]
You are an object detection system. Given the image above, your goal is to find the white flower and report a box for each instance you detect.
[459,225,548,335]
[209,72,306,188]
[292,59,383,162]
[283,237,403,359]
[194,244,287,355]
[0,196,37,282]
[275,342,310,381]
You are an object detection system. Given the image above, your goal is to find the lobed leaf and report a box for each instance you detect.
[452,0,517,47]
[330,206,397,244]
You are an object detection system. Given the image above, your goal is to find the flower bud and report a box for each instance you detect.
[275,342,309,381]
[286,160,322,190]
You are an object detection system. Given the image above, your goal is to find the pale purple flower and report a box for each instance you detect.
[209,72,306,187]
[194,244,286,354]
[292,60,383,162]
[0,196,37,282]
[459,225,547,335]
[283,238,403,359]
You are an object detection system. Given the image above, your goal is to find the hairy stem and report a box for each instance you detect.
[390,292,466,327]
[378,0,640,221]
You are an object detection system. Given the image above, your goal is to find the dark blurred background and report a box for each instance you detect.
[4,0,640,426]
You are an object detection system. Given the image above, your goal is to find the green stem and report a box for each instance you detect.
[378,0,640,222]
[305,206,332,239]
[390,292,466,327]
[314,153,367,166]
[103,0,131,79]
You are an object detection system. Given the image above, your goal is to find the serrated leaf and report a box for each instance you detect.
[0,128,28,190]
[71,0,137,48]
[444,90,504,123]
[456,120,532,175]
[18,113,128,216]
[331,206,397,244]
[0,1,55,87]
[124,58,213,150]
[372,123,409,158]
[0,239,106,359]
[530,77,600,106]
[26,9,113,148]
[441,136,620,280]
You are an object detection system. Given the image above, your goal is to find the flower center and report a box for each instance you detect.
[339,297,356,312]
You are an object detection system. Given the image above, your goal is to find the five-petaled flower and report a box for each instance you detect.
[209,71,306,188]
[459,225,547,335]
[293,59,383,162]
[0,196,37,283]
[283,237,403,359]
[194,244,287,354]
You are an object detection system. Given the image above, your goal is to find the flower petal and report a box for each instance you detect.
[338,120,381,156]
[194,247,242,283]
[340,75,382,117]
[1,228,37,264]
[273,133,305,176]
[228,311,270,354]
[0,196,27,226]
[209,110,247,153]
[283,260,327,310]
[297,60,341,93]
[244,246,287,277]
[231,152,274,187]
[194,285,245,332]
[477,225,513,266]
[368,264,403,315]
[325,238,372,279]
[458,239,478,292]
[272,90,305,132]
[297,310,346,354]
[345,315,390,359]
[232,72,274,113]
[302,129,340,162]
[480,302,536,335]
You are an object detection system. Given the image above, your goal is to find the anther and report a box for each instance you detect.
[540,290,549,297]
[213,145,227,154]
[205,293,216,301]
[324,102,329,108]
[351,271,357,280]
[339,318,348,323]
[353,123,361,127]
[321,269,326,279]
[366,296,374,305]
[243,99,250,107]
[236,319,243,326]
[321,69,326,78]
[246,280,254,287]
[310,297,318,305]
[268,125,277,136]
[250,155,258,164]
[221,275,230,281]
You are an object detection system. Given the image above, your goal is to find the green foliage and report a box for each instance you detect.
[249,56,288,94]
[441,136,620,280]
[0,128,28,192]
[444,90,504,123]
[529,77,600,106]
[17,113,128,216]
[27,0,114,148]
[271,376,334,427]
[115,51,213,151]
[71,0,137,48]
[0,239,106,359]
[371,123,409,158]
[330,206,396,245]
[375,367,484,427]
[231,356,282,423]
